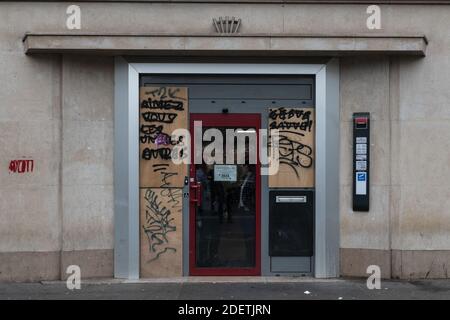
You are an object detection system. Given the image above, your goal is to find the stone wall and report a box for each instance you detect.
[0,2,449,280]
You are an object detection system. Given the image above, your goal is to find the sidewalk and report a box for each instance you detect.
[1,277,450,300]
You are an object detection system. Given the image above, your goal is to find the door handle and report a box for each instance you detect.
[190,182,202,207]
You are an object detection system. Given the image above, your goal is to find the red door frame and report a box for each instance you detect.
[189,113,261,276]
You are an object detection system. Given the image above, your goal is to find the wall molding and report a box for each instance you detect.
[23,33,428,56]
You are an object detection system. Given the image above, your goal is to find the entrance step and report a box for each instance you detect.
[42,276,344,285]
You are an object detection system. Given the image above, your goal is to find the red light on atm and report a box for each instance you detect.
[355,117,368,129]
[355,117,368,124]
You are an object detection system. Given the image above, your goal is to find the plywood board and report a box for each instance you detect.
[139,86,188,188]
[140,188,183,277]
[268,107,315,188]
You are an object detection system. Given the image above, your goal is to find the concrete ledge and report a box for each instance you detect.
[3,249,450,281]
[23,33,427,56]
[0,249,113,282]
[0,251,60,282]
[341,248,450,279]
[392,250,450,280]
[340,248,392,279]
[61,249,114,280]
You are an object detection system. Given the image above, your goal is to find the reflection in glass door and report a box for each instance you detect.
[189,114,261,276]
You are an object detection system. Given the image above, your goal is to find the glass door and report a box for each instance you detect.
[189,114,261,276]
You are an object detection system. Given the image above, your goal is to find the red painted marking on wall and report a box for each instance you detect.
[8,159,34,173]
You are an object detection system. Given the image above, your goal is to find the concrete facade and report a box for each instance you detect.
[0,1,449,281]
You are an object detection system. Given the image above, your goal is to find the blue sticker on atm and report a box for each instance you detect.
[357,172,366,181]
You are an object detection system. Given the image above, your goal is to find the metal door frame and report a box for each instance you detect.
[114,59,340,279]
[189,113,262,276]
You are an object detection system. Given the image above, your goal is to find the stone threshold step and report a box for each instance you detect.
[42,276,346,285]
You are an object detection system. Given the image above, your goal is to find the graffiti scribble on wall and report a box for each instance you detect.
[139,86,188,188]
[268,107,315,188]
[142,188,182,263]
[9,159,34,173]
[277,131,313,177]
[139,86,188,276]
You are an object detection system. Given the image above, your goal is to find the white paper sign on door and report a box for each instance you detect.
[214,165,237,182]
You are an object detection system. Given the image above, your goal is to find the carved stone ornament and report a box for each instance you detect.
[213,16,241,34]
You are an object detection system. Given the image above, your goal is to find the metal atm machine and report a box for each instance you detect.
[269,190,314,274]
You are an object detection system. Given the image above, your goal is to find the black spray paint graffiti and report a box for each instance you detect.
[276,131,313,178]
[152,164,179,188]
[140,87,186,166]
[160,187,183,210]
[269,108,313,132]
[140,124,163,144]
[140,124,184,146]
[142,147,172,161]
[142,145,185,162]
[142,188,182,262]
[141,112,178,124]
[145,87,187,101]
[141,98,184,111]
[269,108,314,178]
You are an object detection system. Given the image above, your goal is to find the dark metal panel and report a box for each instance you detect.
[269,190,314,257]
[140,74,314,85]
[176,84,312,100]
[271,257,311,273]
[140,74,314,101]
[189,100,314,113]
[352,112,370,211]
